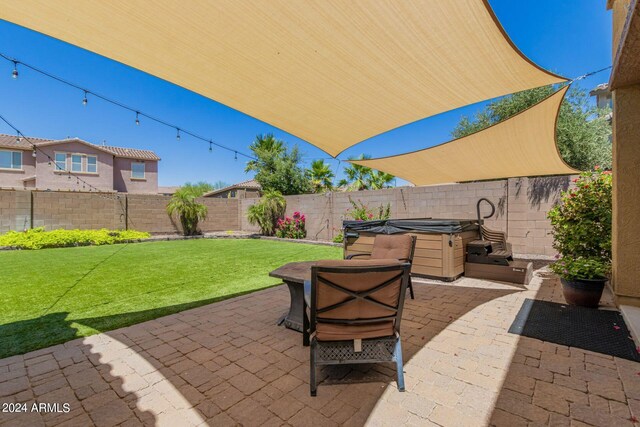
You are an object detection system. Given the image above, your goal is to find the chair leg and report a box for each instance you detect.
[408,276,415,300]
[303,303,310,347]
[394,339,405,392]
[310,342,317,396]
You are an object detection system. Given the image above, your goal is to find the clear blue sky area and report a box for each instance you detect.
[0,0,612,187]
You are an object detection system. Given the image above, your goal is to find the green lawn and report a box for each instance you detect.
[0,239,341,358]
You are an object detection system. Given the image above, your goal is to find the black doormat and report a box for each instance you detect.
[509,299,640,362]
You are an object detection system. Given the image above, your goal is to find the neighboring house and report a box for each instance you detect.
[203,179,261,198]
[157,186,180,196]
[590,83,613,110]
[0,134,160,193]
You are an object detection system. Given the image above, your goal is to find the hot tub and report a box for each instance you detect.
[343,218,479,281]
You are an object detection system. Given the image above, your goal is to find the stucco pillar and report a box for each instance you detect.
[611,84,640,306]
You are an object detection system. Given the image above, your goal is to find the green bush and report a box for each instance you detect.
[0,227,150,250]
[548,167,612,280]
[346,196,391,221]
[275,212,307,239]
[332,232,344,244]
[246,190,286,236]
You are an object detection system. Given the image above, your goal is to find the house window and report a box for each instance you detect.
[87,156,97,173]
[0,150,22,170]
[55,153,67,171]
[71,154,82,172]
[131,162,145,179]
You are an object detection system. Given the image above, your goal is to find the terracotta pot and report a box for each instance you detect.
[560,277,606,308]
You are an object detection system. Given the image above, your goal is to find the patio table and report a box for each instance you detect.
[269,261,317,332]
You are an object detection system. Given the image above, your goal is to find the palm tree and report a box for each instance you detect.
[341,155,373,191]
[166,187,208,236]
[308,159,335,193]
[245,133,285,172]
[246,190,286,235]
[368,170,395,190]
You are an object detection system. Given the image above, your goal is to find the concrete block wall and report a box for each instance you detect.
[0,190,240,235]
[239,176,575,256]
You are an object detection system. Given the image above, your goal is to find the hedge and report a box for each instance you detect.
[0,227,151,250]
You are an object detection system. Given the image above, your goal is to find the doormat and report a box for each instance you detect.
[509,299,640,362]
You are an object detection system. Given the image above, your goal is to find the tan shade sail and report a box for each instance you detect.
[1,0,566,156]
[349,86,577,185]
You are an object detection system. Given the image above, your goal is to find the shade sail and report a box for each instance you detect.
[1,0,566,156]
[349,86,577,185]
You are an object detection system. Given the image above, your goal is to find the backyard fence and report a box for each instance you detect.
[0,175,574,256]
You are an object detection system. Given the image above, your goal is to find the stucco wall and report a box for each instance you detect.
[35,142,114,192]
[113,157,159,194]
[0,148,36,189]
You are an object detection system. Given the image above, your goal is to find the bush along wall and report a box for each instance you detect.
[0,227,150,250]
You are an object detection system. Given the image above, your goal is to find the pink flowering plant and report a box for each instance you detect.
[548,167,612,279]
[275,211,307,239]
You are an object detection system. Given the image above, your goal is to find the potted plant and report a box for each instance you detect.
[549,257,610,307]
[547,167,612,307]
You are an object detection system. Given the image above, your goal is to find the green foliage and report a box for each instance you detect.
[0,239,341,357]
[339,154,395,191]
[275,211,307,239]
[0,227,150,250]
[245,134,311,195]
[346,196,391,221]
[212,180,230,190]
[549,257,610,281]
[180,181,216,196]
[166,186,209,236]
[548,168,612,279]
[332,232,344,244]
[452,85,612,171]
[246,190,287,236]
[307,159,335,193]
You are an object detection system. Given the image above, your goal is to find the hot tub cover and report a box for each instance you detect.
[343,219,479,235]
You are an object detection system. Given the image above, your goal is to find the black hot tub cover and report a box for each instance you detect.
[343,218,478,235]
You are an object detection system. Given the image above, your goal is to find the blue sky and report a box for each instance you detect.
[0,0,612,187]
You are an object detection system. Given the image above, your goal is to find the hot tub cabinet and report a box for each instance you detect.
[343,219,479,281]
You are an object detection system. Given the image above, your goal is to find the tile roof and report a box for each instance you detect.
[0,134,159,160]
[203,179,261,197]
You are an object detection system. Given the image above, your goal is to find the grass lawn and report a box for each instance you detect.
[0,239,341,358]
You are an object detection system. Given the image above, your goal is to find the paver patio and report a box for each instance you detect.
[1,264,638,427]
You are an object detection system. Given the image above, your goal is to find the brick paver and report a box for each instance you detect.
[1,265,638,426]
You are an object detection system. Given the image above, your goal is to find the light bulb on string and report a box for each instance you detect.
[32,148,36,158]
[234,151,238,161]
[209,141,213,152]
[11,61,18,79]
[82,91,88,106]
[135,112,140,126]
[48,159,52,167]
[176,128,181,141]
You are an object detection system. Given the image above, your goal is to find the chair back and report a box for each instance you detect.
[370,234,416,263]
[480,225,508,252]
[310,259,410,342]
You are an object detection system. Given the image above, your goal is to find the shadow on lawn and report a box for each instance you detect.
[0,286,279,359]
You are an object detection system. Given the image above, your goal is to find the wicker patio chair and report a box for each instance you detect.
[302,259,411,396]
[345,234,417,299]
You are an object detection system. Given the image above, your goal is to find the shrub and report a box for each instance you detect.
[332,232,344,244]
[0,227,150,250]
[246,190,286,236]
[346,196,391,221]
[548,167,612,279]
[166,186,209,236]
[275,211,307,239]
[549,257,610,280]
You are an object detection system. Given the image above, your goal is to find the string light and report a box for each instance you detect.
[209,141,213,152]
[234,151,238,161]
[11,61,18,79]
[0,52,255,162]
[32,148,37,158]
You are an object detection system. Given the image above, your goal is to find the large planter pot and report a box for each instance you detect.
[560,277,607,308]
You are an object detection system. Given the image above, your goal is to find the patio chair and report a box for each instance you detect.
[345,234,417,299]
[302,259,411,396]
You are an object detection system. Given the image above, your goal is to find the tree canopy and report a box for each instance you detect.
[338,155,395,191]
[452,85,612,171]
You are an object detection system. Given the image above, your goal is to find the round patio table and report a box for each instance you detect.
[269,261,317,332]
